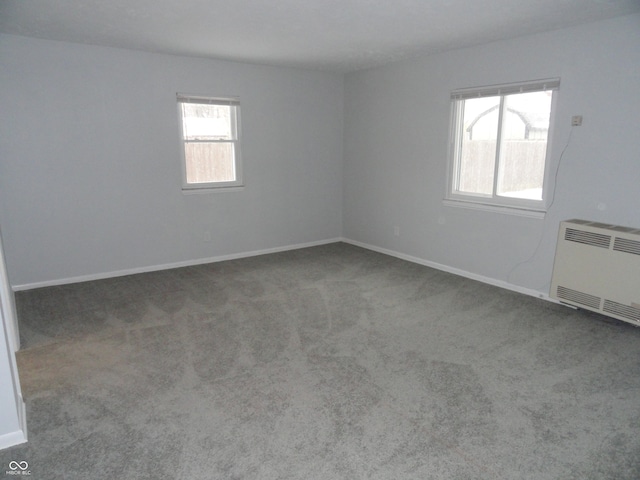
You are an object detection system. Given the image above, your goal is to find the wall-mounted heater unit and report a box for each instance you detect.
[550,219,640,327]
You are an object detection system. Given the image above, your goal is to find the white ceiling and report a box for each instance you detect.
[1,0,639,72]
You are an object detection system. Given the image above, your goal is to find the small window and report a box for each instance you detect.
[446,79,559,213]
[177,94,243,190]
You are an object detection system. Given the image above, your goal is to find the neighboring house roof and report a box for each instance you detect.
[466,105,548,139]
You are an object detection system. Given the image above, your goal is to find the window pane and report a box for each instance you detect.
[184,142,236,184]
[497,91,552,200]
[181,103,234,141]
[457,96,500,195]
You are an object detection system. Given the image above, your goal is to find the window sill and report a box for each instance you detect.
[182,185,245,194]
[442,198,546,219]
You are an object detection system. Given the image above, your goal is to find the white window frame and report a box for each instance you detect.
[444,78,559,217]
[177,93,243,192]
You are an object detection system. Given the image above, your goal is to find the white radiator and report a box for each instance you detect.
[550,219,640,326]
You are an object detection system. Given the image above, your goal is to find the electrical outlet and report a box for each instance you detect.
[571,115,583,126]
[393,226,400,237]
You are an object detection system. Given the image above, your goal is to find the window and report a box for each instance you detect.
[177,94,243,190]
[446,78,559,214]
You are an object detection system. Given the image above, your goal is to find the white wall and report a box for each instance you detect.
[0,306,25,450]
[343,13,640,296]
[0,227,26,450]
[0,35,344,288]
[1,14,639,296]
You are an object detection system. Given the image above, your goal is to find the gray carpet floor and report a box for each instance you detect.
[1,242,639,479]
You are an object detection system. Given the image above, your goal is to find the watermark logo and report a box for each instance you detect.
[5,461,31,476]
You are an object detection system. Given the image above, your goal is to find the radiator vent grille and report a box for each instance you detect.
[552,220,640,327]
[603,300,640,324]
[556,286,601,310]
[565,228,611,248]
[613,237,640,256]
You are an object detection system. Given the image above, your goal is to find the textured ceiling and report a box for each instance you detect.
[1,0,639,72]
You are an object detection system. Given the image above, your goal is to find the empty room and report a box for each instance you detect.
[1,1,640,478]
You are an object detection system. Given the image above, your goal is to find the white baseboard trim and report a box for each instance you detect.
[0,412,27,451]
[12,238,343,291]
[341,237,557,303]
[18,393,27,443]
[13,236,559,306]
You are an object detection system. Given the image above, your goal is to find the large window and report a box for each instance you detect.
[177,94,243,190]
[446,79,559,213]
